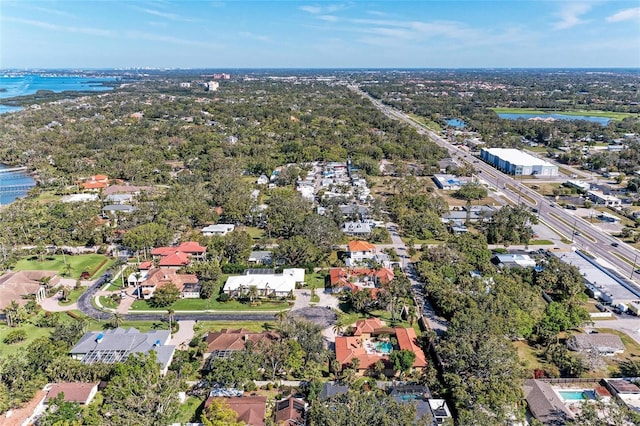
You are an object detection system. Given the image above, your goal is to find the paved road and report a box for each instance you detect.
[591,317,640,345]
[353,85,640,293]
[385,222,448,336]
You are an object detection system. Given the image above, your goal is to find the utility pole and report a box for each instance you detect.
[631,252,639,279]
[571,217,578,243]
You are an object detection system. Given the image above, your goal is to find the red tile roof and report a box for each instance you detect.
[151,246,177,256]
[394,327,427,367]
[82,181,108,190]
[176,241,207,254]
[205,396,267,426]
[335,336,385,369]
[158,251,191,267]
[348,240,376,252]
[353,318,383,336]
[142,268,198,292]
[139,261,153,270]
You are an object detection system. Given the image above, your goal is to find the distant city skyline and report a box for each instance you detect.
[2,1,639,69]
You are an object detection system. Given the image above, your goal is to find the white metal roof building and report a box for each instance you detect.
[480,148,558,176]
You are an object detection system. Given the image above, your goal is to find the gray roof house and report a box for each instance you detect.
[342,221,372,236]
[567,333,625,356]
[69,328,175,374]
[248,251,273,265]
[102,204,136,214]
[524,379,573,425]
[319,382,349,400]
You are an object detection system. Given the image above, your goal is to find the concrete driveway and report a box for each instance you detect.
[170,320,196,349]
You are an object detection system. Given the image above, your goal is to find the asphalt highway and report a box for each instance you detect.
[354,86,640,295]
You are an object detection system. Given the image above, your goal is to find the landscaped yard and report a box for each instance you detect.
[13,254,116,280]
[193,320,273,334]
[130,297,290,312]
[98,295,120,310]
[0,323,53,357]
[59,287,86,306]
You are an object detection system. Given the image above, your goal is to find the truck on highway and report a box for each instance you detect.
[628,301,640,316]
[615,303,629,314]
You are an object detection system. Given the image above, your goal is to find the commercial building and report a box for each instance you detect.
[432,174,471,190]
[480,148,558,176]
[587,190,622,207]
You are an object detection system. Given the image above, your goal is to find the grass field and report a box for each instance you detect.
[0,323,52,357]
[13,254,116,280]
[193,320,273,334]
[130,297,289,312]
[490,107,637,121]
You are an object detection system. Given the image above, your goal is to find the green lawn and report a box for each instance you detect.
[490,107,637,121]
[130,297,290,312]
[98,295,120,309]
[238,226,265,241]
[13,254,116,280]
[59,287,86,306]
[528,240,554,245]
[337,302,415,329]
[175,396,204,424]
[0,323,52,358]
[306,272,327,290]
[193,321,273,334]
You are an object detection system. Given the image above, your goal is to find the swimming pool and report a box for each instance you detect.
[558,390,596,401]
[376,342,393,354]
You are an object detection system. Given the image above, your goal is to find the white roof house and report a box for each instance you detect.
[224,269,302,297]
[202,224,235,236]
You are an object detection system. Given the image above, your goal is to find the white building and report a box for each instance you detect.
[223,268,304,297]
[480,148,558,176]
[564,180,591,193]
[432,174,470,191]
[587,190,622,207]
[202,224,236,236]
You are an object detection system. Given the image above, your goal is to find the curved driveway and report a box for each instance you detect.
[77,273,279,322]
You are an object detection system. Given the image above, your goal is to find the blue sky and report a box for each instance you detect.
[1,1,639,68]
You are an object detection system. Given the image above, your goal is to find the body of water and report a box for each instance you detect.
[497,112,611,125]
[0,165,36,205]
[0,75,115,114]
[445,118,466,128]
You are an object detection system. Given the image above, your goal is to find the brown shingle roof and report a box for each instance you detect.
[205,396,267,426]
[206,329,278,353]
[45,382,99,405]
[0,270,59,310]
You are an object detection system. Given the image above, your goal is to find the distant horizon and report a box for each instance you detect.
[2,1,639,69]
[2,67,640,72]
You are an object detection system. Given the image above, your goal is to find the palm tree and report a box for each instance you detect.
[109,312,124,329]
[275,310,288,328]
[167,309,175,331]
[332,315,346,336]
[247,285,259,303]
[63,262,73,277]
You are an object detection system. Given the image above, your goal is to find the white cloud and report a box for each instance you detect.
[130,6,198,22]
[239,31,270,42]
[3,16,114,37]
[125,30,222,48]
[553,3,592,30]
[606,7,640,23]
[300,4,345,15]
[318,15,339,22]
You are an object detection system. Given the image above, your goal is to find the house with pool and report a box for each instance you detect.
[334,318,427,376]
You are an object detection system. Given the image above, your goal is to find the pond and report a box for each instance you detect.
[445,118,466,128]
[497,113,611,125]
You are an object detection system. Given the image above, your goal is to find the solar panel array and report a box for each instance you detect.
[81,349,129,364]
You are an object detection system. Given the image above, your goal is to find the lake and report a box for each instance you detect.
[497,112,611,125]
[0,74,116,114]
[445,118,466,128]
[0,164,36,205]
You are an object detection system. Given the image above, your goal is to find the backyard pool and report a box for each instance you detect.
[558,390,597,401]
[376,342,393,354]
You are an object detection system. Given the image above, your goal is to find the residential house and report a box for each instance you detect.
[345,240,376,267]
[604,379,640,414]
[388,385,434,424]
[274,396,308,425]
[567,333,625,356]
[44,382,99,405]
[150,241,207,268]
[202,224,236,236]
[81,174,110,191]
[248,251,273,265]
[69,328,175,374]
[342,221,372,237]
[105,193,134,204]
[102,204,136,215]
[428,399,453,425]
[334,319,427,375]
[523,379,574,425]
[204,396,267,426]
[318,382,349,401]
[0,270,58,310]
[329,267,394,298]
[257,174,269,185]
[134,268,200,299]
[204,328,279,360]
[223,268,304,298]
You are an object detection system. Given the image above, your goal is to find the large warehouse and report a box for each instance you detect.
[480,148,558,176]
